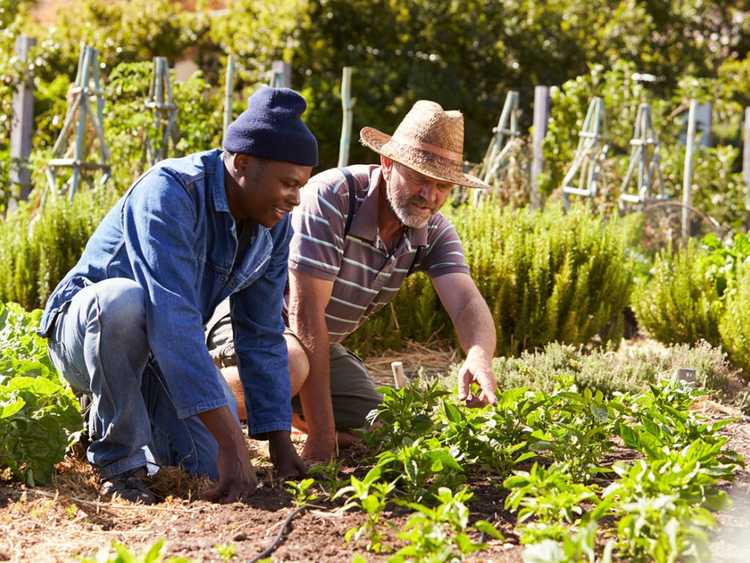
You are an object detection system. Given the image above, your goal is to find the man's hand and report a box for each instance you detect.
[268,430,307,480]
[199,406,258,503]
[457,348,497,407]
[301,434,337,464]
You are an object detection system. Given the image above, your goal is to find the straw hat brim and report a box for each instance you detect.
[360,126,490,190]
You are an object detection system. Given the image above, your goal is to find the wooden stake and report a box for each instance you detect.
[223,55,235,137]
[682,100,698,240]
[337,67,354,168]
[530,86,550,209]
[8,35,36,210]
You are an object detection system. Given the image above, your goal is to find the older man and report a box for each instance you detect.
[211,100,497,462]
[39,87,314,503]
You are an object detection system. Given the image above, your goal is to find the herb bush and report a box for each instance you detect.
[632,240,724,347]
[720,263,750,376]
[0,188,118,310]
[347,202,633,357]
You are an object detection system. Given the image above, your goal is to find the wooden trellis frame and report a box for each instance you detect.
[144,57,179,166]
[46,45,111,200]
[561,97,608,208]
[619,103,667,209]
[473,91,521,206]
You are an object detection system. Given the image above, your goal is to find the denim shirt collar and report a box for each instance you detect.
[211,152,231,214]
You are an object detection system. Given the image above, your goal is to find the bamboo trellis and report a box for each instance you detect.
[561,97,608,208]
[619,103,667,210]
[144,57,179,166]
[46,45,111,200]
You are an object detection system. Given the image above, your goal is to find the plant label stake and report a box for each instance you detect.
[45,44,111,202]
[561,97,608,209]
[391,361,408,389]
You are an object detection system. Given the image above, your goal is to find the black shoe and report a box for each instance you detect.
[100,467,158,504]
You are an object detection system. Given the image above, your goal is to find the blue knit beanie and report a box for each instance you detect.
[223,86,318,166]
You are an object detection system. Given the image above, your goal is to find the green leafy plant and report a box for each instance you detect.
[213,543,236,561]
[389,487,502,563]
[504,462,598,544]
[334,466,395,554]
[0,303,81,485]
[374,436,465,503]
[364,378,448,451]
[286,477,318,508]
[79,539,191,563]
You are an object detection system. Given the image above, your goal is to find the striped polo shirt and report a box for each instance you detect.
[288,164,470,342]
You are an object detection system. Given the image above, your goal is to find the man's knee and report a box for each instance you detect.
[96,279,146,336]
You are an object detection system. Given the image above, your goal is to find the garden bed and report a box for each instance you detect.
[1,339,748,562]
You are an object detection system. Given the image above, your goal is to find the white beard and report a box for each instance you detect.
[386,183,431,229]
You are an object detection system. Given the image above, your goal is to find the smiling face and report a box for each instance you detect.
[380,156,453,229]
[225,153,312,227]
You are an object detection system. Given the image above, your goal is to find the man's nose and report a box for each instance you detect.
[418,183,439,206]
[289,189,301,207]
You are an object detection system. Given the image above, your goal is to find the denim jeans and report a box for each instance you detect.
[47,278,238,480]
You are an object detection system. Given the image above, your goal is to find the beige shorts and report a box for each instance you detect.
[206,318,382,431]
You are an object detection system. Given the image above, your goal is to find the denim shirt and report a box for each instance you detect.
[39,149,292,436]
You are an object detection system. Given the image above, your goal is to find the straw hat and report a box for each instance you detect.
[360,100,489,189]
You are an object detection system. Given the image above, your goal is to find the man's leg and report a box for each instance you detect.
[219,332,309,422]
[326,343,383,431]
[287,340,383,438]
[47,278,155,501]
[143,361,240,481]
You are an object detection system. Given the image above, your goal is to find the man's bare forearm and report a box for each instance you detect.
[454,293,496,359]
[198,405,245,448]
[291,313,336,446]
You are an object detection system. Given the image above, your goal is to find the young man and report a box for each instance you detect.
[39,87,315,504]
[211,100,498,463]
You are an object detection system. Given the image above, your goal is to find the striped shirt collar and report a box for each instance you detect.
[347,166,429,247]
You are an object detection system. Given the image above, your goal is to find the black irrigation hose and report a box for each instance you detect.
[248,506,304,563]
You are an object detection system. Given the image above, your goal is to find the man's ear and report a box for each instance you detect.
[233,153,251,174]
[380,155,393,180]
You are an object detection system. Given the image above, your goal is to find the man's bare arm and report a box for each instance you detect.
[287,268,337,460]
[433,272,497,405]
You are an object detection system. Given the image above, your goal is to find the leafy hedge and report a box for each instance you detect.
[346,202,633,357]
[0,302,80,485]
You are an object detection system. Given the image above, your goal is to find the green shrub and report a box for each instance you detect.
[483,340,740,402]
[0,188,118,310]
[347,202,633,357]
[632,241,724,346]
[720,264,750,378]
